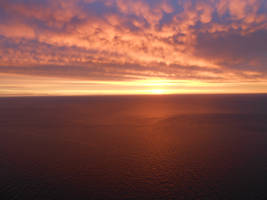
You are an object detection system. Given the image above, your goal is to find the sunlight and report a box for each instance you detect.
[150,89,165,95]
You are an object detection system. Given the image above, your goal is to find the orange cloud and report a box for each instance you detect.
[0,0,267,95]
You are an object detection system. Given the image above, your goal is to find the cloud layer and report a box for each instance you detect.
[0,0,267,86]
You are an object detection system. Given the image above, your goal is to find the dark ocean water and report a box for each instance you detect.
[0,95,267,199]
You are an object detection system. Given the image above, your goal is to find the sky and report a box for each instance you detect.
[0,0,267,96]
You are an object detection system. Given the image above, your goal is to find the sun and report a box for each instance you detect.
[150,89,165,94]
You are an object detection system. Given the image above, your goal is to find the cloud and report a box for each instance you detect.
[0,0,267,84]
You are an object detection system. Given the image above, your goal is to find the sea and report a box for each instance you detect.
[0,94,267,199]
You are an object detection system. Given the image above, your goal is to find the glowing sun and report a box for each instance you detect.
[150,89,165,94]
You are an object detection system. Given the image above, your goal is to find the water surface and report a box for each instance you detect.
[0,95,267,199]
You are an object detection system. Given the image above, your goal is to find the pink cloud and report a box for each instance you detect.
[0,0,266,84]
